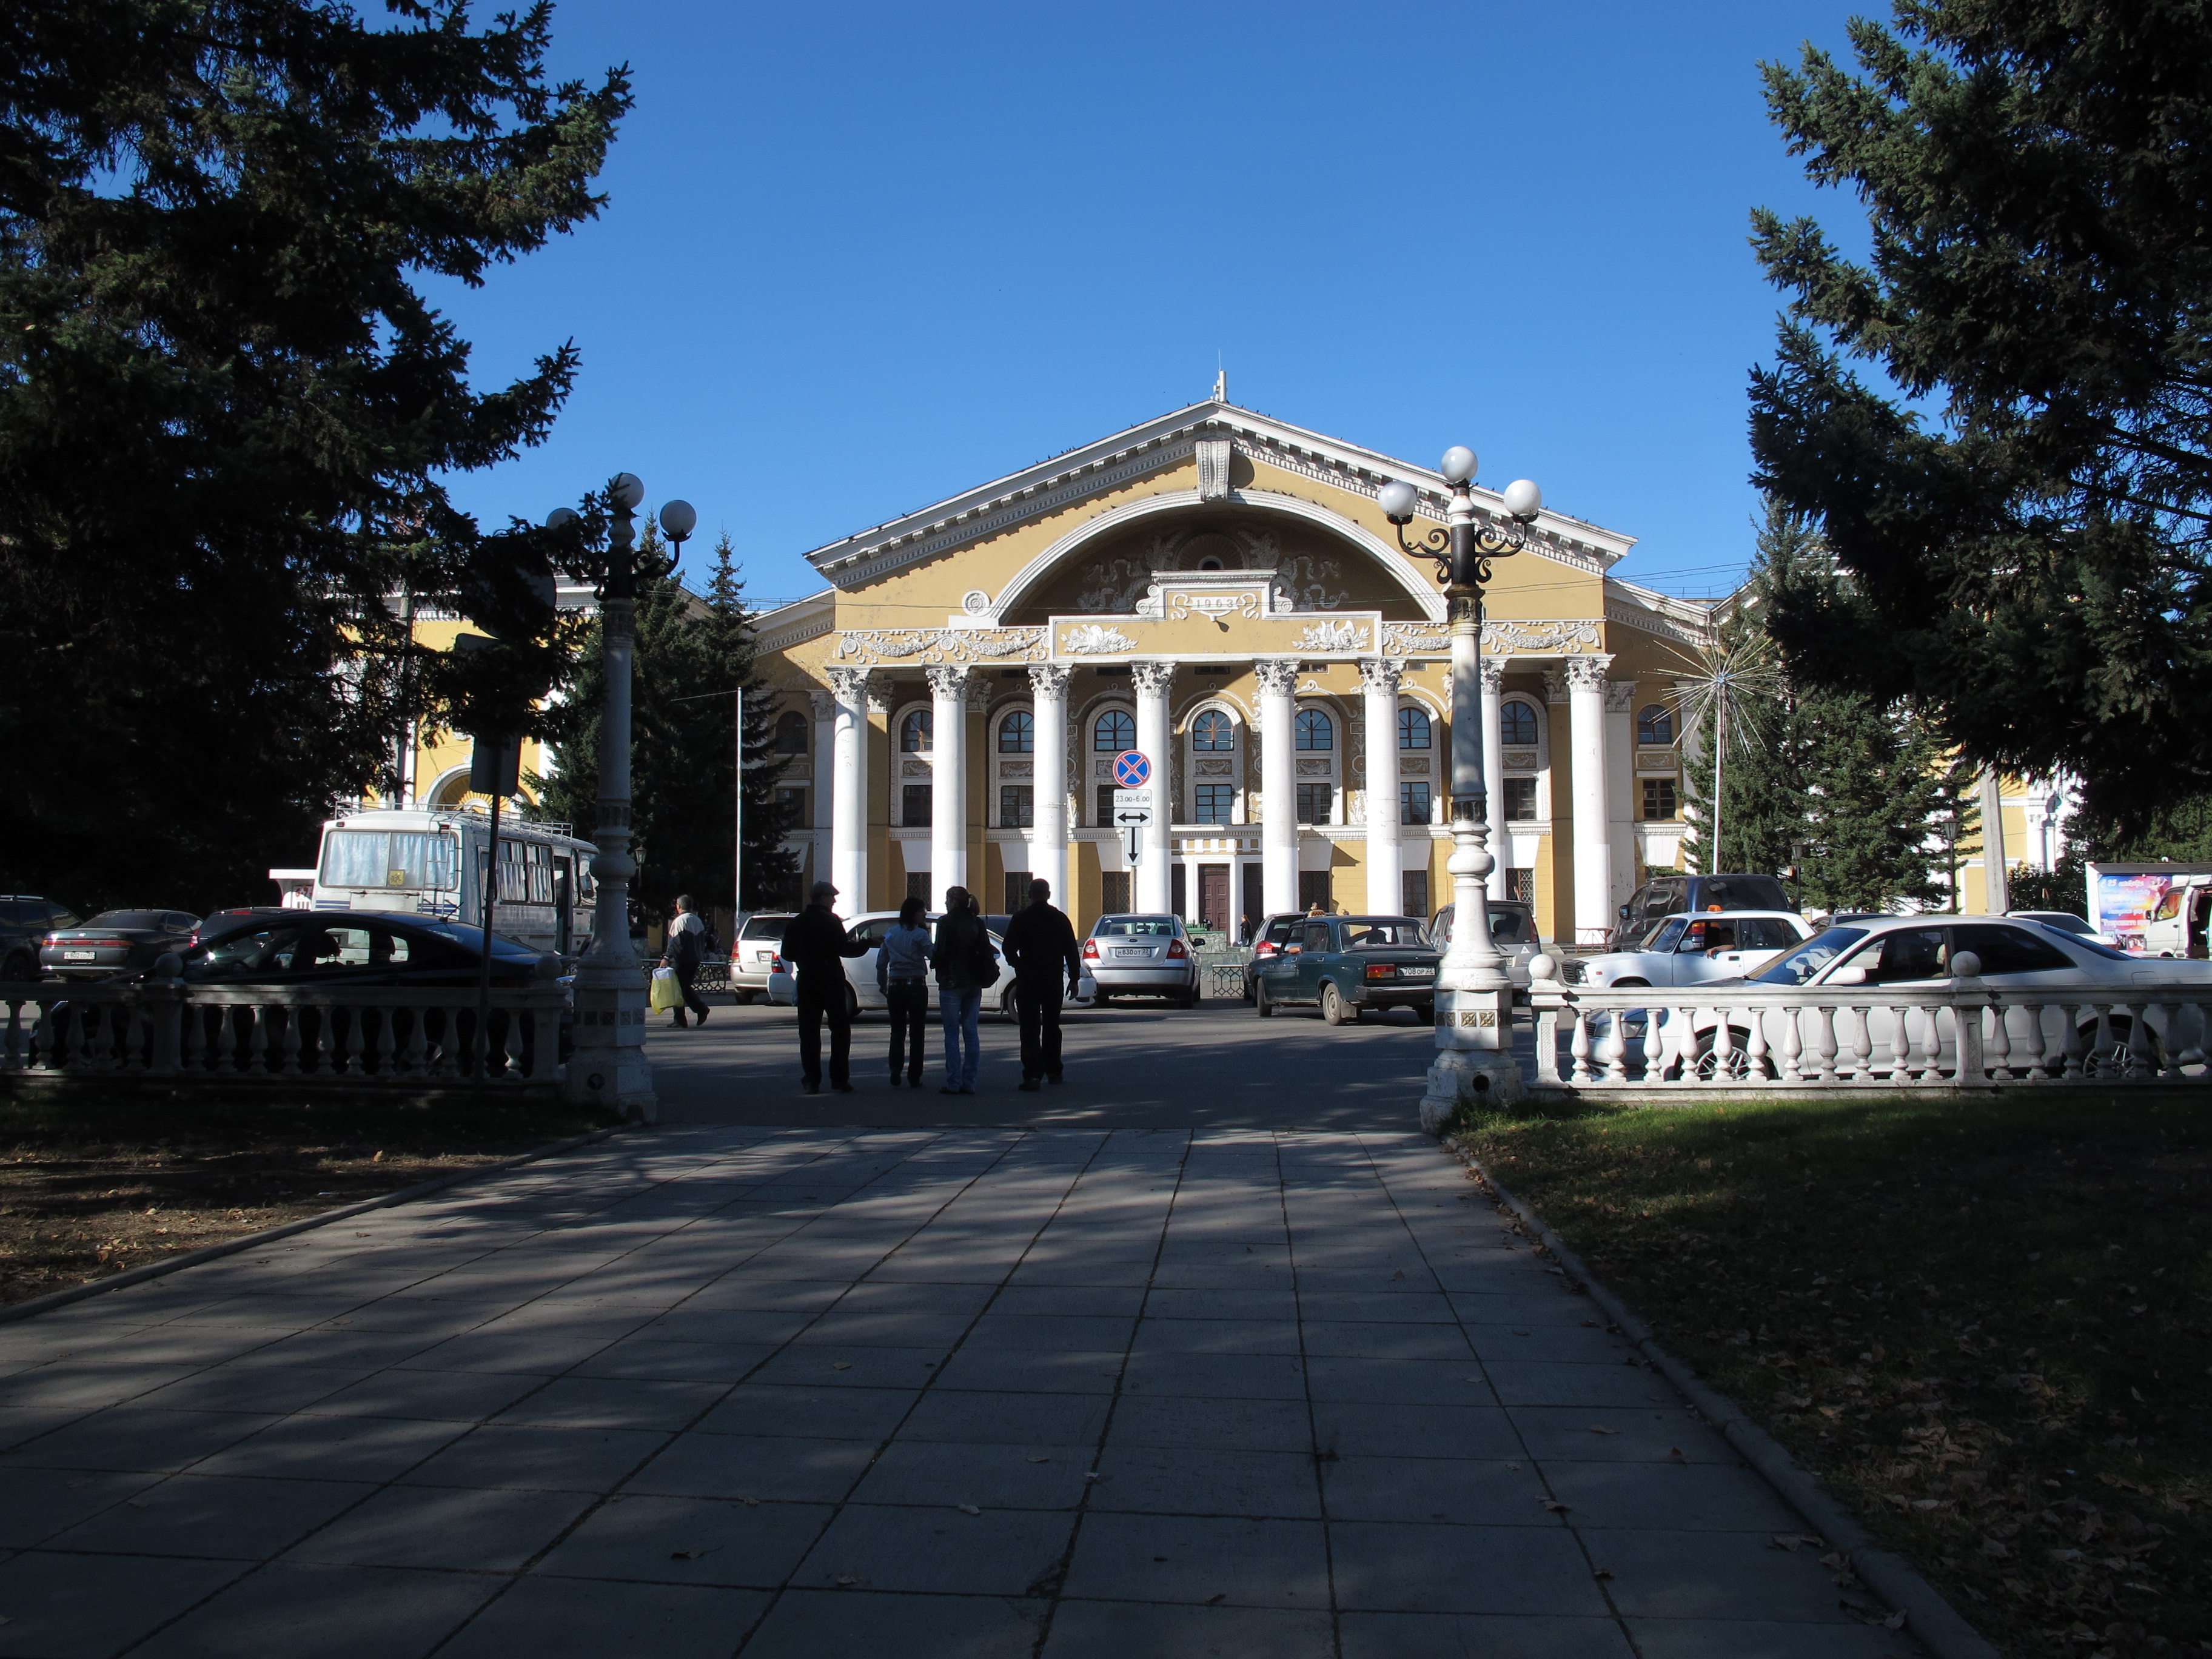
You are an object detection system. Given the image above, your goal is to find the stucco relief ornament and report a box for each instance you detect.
[925,665,972,701]
[1252,659,1301,696]
[1382,622,1452,657]
[1483,618,1604,655]
[961,590,992,617]
[1128,661,1177,694]
[1062,624,1138,654]
[1278,554,1349,611]
[1027,662,1071,696]
[1562,652,1615,690]
[1295,620,1369,653]
[839,630,937,660]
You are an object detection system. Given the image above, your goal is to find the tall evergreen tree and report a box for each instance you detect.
[1747,0,2212,833]
[1681,502,1971,911]
[0,0,629,913]
[539,532,796,923]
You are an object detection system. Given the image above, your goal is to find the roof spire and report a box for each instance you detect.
[1212,364,1227,404]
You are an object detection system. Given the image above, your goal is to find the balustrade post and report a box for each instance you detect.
[1955,988,1989,1087]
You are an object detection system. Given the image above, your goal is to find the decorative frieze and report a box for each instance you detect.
[833,627,1048,666]
[1061,624,1139,655]
[1296,619,1370,652]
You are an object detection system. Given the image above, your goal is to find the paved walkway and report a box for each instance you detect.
[0,1125,1916,1658]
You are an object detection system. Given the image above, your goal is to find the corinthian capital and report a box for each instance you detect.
[1253,659,1301,697]
[925,665,971,702]
[1561,652,1614,691]
[1128,660,1176,696]
[807,689,836,720]
[1356,657,1401,695]
[825,666,874,708]
[1027,662,1071,699]
[1477,658,1506,694]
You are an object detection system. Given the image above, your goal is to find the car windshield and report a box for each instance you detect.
[84,911,173,931]
[740,914,788,940]
[1642,918,1688,952]
[1752,927,1868,986]
[1489,907,1528,943]
[2018,911,2095,937]
[2043,925,2132,962]
[418,920,539,957]
[1095,917,1176,937]
[1342,919,1426,948]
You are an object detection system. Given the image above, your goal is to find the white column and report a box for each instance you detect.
[825,666,872,917]
[1564,654,1613,945]
[1479,657,1506,902]
[1606,679,1637,919]
[1359,658,1401,915]
[927,666,970,912]
[808,689,836,888]
[1028,664,1070,909]
[1131,661,1175,914]
[1256,659,1299,916]
[1980,769,2008,914]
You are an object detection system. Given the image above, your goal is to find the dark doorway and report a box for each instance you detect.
[1241,863,1264,941]
[1199,863,1231,932]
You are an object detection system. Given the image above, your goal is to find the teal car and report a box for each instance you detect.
[1252,915,1439,1025]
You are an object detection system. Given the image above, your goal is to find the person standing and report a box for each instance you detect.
[779,881,866,1094]
[876,895,932,1087]
[666,894,710,1028]
[930,885,995,1096]
[1001,877,1081,1091]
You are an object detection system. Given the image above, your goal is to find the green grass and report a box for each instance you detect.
[1453,1090,2212,1659]
[0,1091,612,1304]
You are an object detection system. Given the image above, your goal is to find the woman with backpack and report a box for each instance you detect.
[930,885,997,1095]
[876,895,932,1087]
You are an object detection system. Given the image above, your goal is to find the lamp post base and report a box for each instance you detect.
[565,967,657,1122]
[1420,1041,1524,1134]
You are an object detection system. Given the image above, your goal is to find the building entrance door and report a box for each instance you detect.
[1199,863,1231,933]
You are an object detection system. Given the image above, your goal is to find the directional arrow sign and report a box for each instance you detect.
[1113,787,1152,863]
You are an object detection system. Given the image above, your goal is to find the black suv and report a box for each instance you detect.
[0,895,79,982]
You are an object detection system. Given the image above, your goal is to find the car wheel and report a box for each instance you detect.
[844,983,860,1023]
[1255,980,1274,1019]
[731,990,756,1006]
[1692,1026,1755,1081]
[2078,1015,2166,1073]
[1321,982,1349,1026]
[999,986,1019,1024]
[0,951,33,985]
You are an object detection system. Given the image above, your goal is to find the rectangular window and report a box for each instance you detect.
[1296,783,1333,824]
[1096,784,1116,827]
[1002,871,1030,913]
[1503,778,1538,822]
[902,784,933,828]
[1000,785,1034,828]
[320,829,459,891]
[1101,871,1132,913]
[1506,868,1536,903]
[1398,781,1432,826]
[775,786,807,828]
[905,872,929,903]
[1298,871,1333,913]
[1194,783,1233,825]
[1642,778,1678,821]
[1401,870,1430,920]
[1171,862,1186,920]
[1242,863,1264,939]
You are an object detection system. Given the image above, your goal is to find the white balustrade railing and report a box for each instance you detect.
[1527,971,2212,1091]
[0,982,569,1088]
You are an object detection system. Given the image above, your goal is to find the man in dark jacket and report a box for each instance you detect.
[779,882,867,1093]
[1000,878,1082,1091]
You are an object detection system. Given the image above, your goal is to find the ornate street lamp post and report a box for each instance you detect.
[557,475,693,1122]
[1378,450,1542,1128]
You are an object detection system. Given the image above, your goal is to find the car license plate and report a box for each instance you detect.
[1113,948,1151,959]
[61,950,96,962]
[1399,967,1435,978]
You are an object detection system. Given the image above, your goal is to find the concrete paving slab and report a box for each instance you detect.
[285,1483,592,1571]
[0,1406,280,1474]
[1062,1511,1330,1607]
[128,1560,499,1658]
[46,1471,375,1560]
[1339,1611,1639,1658]
[621,1430,875,1503]
[1329,1519,1614,1615]
[437,1577,770,1658]
[0,1467,163,1546]
[1042,1598,1336,1658]
[1089,1445,1322,1519]
[397,1423,666,1492]
[535,1492,831,1587]
[0,1550,248,1658]
[739,1587,1043,1659]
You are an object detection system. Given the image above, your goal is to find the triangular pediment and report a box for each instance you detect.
[802,400,1636,592]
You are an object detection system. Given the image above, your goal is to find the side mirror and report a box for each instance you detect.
[1829,964,1868,987]
[1618,905,1631,918]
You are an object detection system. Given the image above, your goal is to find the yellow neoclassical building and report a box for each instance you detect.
[744,397,1717,944]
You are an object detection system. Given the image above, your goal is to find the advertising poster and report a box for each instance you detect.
[2094,871,2172,956]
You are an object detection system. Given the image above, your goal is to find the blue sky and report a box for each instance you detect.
[430,0,1868,606]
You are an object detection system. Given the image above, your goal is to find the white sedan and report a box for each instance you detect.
[1667,915,2212,1073]
[1574,911,1813,990]
[765,911,1030,1022]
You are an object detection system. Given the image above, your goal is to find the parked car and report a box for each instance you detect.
[1082,914,1199,1007]
[1254,914,1438,1025]
[2008,909,2100,940]
[1426,899,1543,989]
[40,910,203,982]
[1,896,80,983]
[174,910,555,987]
[765,912,1022,1022]
[1609,873,1794,951]
[1640,915,2212,1075]
[728,911,795,1004]
[1571,910,1813,990]
[1242,913,1304,1002]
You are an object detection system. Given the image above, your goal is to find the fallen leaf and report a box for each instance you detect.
[836,1573,859,1586]
[126,1500,150,1510]
[1592,1567,1614,1580]
[831,1361,851,1371]
[1204,1593,1225,1605]
[737,1496,761,1507]
[1770,1535,1823,1553]
[1882,1609,1907,1631]
[957,1503,981,1516]
[1979,1539,2012,1560]
[670,1550,701,1561]
[1026,1456,1050,1464]
[1391,1269,1406,1281]
[1587,1425,1620,1436]
[1543,1500,1572,1513]
[1668,1447,1686,1461]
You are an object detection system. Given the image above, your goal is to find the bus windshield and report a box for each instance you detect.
[321,830,459,891]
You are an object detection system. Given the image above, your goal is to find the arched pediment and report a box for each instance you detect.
[988,489,1446,625]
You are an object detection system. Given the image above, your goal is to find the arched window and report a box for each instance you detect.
[1499,700,1538,747]
[1192,709,1235,751]
[1094,709,1134,752]
[999,710,1034,753]
[1398,705,1431,750]
[774,710,809,756]
[1637,704,1675,745]
[1295,708,1333,751]
[899,709,932,753]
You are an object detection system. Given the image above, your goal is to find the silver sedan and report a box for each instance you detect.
[1081,914,1199,1008]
